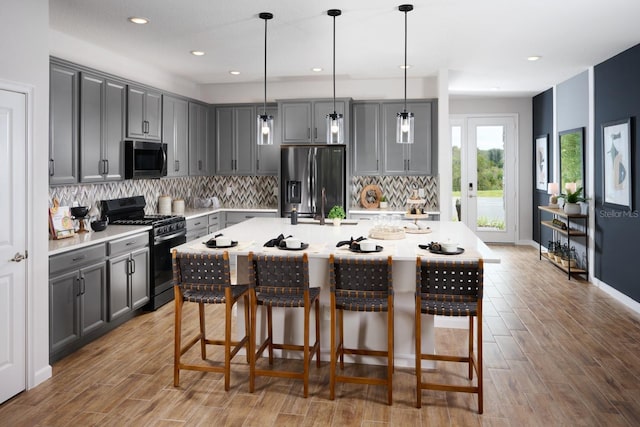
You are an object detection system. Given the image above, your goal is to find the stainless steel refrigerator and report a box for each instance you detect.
[280,144,346,218]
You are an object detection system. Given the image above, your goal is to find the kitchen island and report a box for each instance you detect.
[173,218,498,367]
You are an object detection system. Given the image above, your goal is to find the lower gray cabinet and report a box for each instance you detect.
[49,245,107,358]
[108,233,150,321]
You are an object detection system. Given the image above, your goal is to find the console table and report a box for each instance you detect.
[538,206,588,280]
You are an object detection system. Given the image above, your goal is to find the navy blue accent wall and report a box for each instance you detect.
[594,44,640,302]
[533,89,554,245]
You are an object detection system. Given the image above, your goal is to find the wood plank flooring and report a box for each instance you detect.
[3,245,640,426]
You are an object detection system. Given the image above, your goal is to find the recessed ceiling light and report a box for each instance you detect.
[229,71,241,75]
[128,17,149,25]
[312,67,323,72]
[527,55,541,61]
[190,50,205,56]
[399,64,412,69]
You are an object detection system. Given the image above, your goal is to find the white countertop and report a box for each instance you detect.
[49,225,151,256]
[349,208,440,216]
[174,217,499,263]
[182,207,278,220]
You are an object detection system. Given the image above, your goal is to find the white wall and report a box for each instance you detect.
[0,0,51,388]
[50,30,204,101]
[450,97,533,243]
[202,76,438,104]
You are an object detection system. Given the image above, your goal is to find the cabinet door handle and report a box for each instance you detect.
[314,127,317,139]
[81,276,86,295]
[175,160,179,171]
[256,159,259,170]
[76,277,81,297]
[130,258,136,275]
[406,159,410,171]
[198,160,202,170]
[105,159,109,174]
[307,128,310,139]
[376,159,379,170]
[72,255,86,262]
[49,159,54,176]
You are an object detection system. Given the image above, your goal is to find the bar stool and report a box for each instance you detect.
[247,252,321,398]
[172,250,250,390]
[415,258,484,413]
[328,255,394,405]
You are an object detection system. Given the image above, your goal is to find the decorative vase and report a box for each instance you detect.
[563,202,581,215]
[333,218,342,226]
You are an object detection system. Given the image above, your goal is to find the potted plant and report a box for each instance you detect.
[558,187,587,215]
[328,205,346,226]
[379,195,388,209]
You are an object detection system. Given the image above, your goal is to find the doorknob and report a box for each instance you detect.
[10,252,25,262]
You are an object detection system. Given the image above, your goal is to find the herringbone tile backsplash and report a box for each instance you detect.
[50,175,438,215]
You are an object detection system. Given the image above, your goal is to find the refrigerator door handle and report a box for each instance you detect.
[308,148,315,213]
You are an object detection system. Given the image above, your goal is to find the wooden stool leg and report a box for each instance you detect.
[468,316,474,380]
[415,294,422,408]
[267,306,274,364]
[303,293,310,398]
[387,298,394,405]
[244,294,250,363]
[224,291,232,391]
[338,308,344,370]
[477,311,484,414]
[173,286,183,387]
[315,298,321,368]
[199,302,206,359]
[249,290,257,393]
[330,292,336,400]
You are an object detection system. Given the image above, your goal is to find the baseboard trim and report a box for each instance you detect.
[592,277,640,315]
[30,365,52,389]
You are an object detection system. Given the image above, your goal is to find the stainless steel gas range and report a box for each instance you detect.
[101,196,186,310]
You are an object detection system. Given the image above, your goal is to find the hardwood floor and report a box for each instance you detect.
[3,245,640,426]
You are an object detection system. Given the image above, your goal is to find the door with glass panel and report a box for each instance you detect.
[451,116,516,243]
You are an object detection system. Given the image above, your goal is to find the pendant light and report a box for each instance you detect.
[397,4,414,144]
[326,9,344,144]
[257,12,274,145]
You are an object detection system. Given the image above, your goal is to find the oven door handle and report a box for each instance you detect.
[154,229,187,244]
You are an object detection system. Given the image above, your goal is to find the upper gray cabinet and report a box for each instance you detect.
[352,103,381,175]
[279,99,350,144]
[79,72,126,182]
[49,62,79,185]
[351,99,437,176]
[189,102,209,176]
[127,85,162,140]
[163,95,189,177]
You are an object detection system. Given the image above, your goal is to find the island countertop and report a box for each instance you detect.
[173,217,499,263]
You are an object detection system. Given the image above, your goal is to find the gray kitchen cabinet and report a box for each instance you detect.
[352,103,381,175]
[107,233,150,321]
[186,215,209,242]
[127,85,162,140]
[215,105,255,175]
[79,72,126,182]
[256,105,280,175]
[49,244,107,359]
[382,101,436,175]
[189,102,209,176]
[208,213,221,234]
[49,62,79,185]
[163,95,189,177]
[224,211,276,227]
[278,99,350,144]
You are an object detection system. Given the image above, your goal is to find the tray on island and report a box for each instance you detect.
[418,244,464,255]
[277,243,309,251]
[349,245,384,253]
[204,240,238,249]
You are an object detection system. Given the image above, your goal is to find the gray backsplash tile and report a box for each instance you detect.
[50,174,438,216]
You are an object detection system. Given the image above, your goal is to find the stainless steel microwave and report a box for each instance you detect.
[124,140,167,179]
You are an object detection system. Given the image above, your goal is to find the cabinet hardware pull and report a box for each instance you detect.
[76,277,81,296]
[256,159,259,170]
[49,159,55,176]
[307,128,310,139]
[131,258,136,274]
[175,160,180,171]
[105,159,109,174]
[72,255,86,261]
[81,277,86,295]
[198,160,202,170]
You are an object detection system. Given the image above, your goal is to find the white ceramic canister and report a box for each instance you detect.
[158,195,172,215]
[172,198,185,215]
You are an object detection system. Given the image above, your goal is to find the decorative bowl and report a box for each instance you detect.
[70,206,89,218]
[90,220,107,232]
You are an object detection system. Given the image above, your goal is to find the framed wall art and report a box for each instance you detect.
[535,134,548,191]
[602,118,632,210]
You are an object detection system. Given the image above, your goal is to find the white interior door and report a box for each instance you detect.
[0,89,27,403]
[451,115,516,243]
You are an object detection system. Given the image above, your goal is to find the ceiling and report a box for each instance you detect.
[50,0,640,96]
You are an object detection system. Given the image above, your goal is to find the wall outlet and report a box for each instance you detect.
[273,186,278,196]
[418,188,425,198]
[226,186,233,196]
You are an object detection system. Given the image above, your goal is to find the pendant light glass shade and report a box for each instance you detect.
[326,9,344,144]
[397,4,414,144]
[257,12,274,145]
